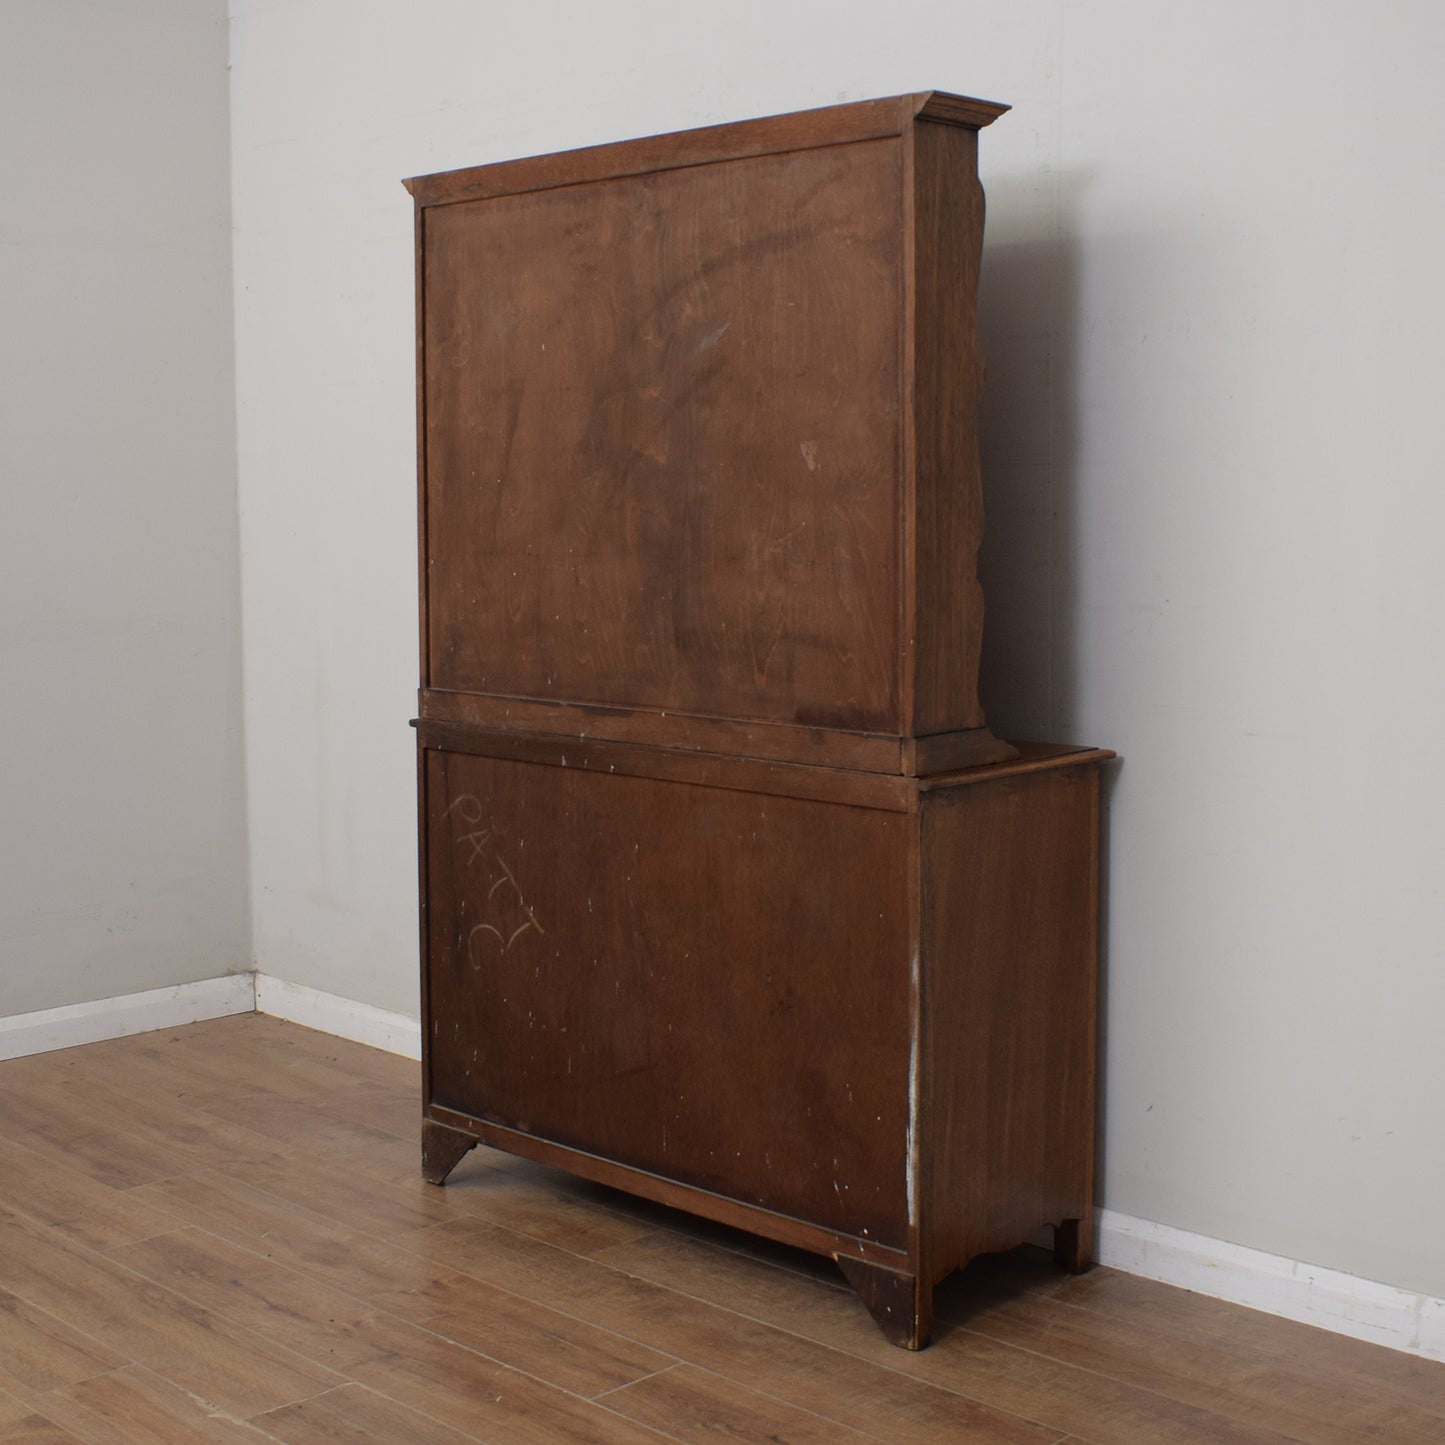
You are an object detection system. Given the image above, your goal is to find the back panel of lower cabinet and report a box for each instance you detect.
[421,745,913,1247]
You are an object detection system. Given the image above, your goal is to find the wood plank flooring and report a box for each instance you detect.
[0,1015,1439,1442]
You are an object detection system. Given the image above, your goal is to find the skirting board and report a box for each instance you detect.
[0,971,421,1063]
[1097,1208,1445,1363]
[0,973,255,1061]
[253,973,422,1060]
[0,978,1439,1360]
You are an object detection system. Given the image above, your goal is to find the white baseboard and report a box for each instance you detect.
[253,972,421,1060]
[0,971,421,1063]
[0,973,256,1061]
[1097,1208,1445,1363]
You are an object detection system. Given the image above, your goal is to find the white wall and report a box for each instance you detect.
[229,0,1445,1301]
[0,0,248,1016]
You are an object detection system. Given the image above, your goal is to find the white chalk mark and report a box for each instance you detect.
[697,321,731,352]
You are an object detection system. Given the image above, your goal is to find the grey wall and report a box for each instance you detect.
[0,0,249,1015]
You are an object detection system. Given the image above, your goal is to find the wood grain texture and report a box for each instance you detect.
[405,93,1007,207]
[410,92,1017,770]
[107,1225,392,1368]
[422,135,903,732]
[413,719,914,811]
[0,1017,1435,1443]
[912,91,1012,128]
[410,1295,675,1401]
[0,1207,340,1418]
[0,1289,123,1393]
[0,1391,40,1431]
[421,1107,913,1273]
[922,763,1101,1278]
[407,89,1107,1348]
[418,687,905,773]
[423,746,912,1247]
[252,1383,477,1445]
[125,1169,474,1309]
[409,1141,658,1259]
[0,1137,188,1252]
[405,93,1007,208]
[209,1149,460,1239]
[0,1412,83,1442]
[421,1119,475,1185]
[391,1216,1059,1445]
[31,1366,269,1443]
[950,1282,1445,1445]
[598,1362,885,1444]
[406,97,908,205]
[1049,1265,1445,1418]
[407,101,1047,1348]
[835,1256,930,1351]
[906,727,1020,775]
[910,119,989,736]
[419,671,1015,784]
[420,739,1110,1345]
[594,1228,1367,1445]
[107,1225,677,1438]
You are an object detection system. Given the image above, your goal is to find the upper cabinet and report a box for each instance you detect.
[406,91,1011,770]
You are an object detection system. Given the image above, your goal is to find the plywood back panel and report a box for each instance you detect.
[423,746,913,1246]
[422,138,904,732]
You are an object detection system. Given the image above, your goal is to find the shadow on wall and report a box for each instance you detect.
[975,172,1121,1200]
[975,172,1085,745]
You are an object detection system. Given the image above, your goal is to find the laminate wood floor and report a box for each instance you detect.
[0,1015,1439,1443]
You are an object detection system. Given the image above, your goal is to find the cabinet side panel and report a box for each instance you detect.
[423,749,912,1246]
[922,766,1099,1274]
[911,120,988,736]
[421,139,902,733]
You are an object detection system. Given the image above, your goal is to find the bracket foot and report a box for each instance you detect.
[422,1119,478,1185]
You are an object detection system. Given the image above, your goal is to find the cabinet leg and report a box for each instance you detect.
[1054,1213,1095,1274]
[422,1120,478,1185]
[836,1256,932,1350]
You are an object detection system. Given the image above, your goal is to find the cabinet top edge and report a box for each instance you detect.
[402,90,1009,206]
[918,744,1117,792]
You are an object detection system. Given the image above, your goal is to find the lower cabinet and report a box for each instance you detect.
[417,725,1108,1349]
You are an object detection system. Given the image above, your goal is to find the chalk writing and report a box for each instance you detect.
[447,793,543,967]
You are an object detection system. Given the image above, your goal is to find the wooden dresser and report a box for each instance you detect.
[405,91,1111,1349]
